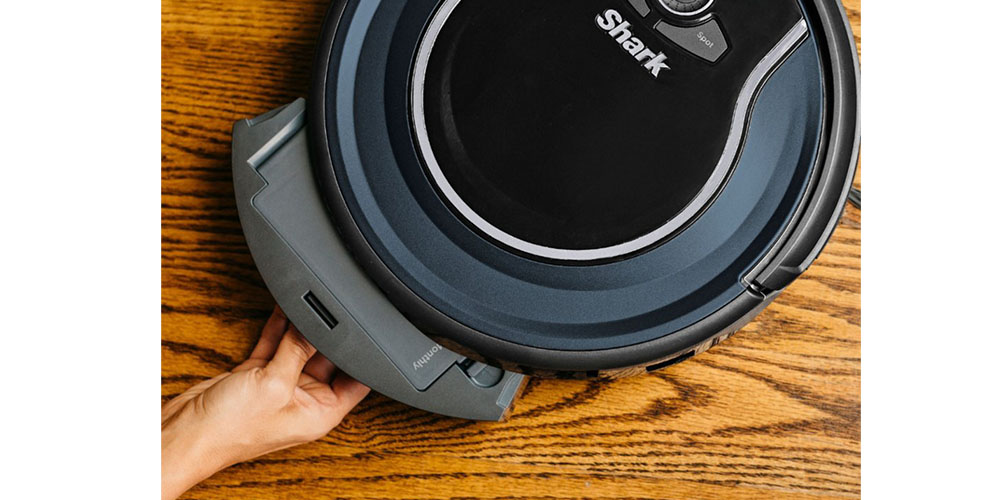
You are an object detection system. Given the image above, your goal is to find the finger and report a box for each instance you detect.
[232,357,267,373]
[304,352,336,383]
[249,306,288,361]
[331,372,371,415]
[265,326,317,386]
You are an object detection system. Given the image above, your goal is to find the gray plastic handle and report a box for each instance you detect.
[232,99,526,421]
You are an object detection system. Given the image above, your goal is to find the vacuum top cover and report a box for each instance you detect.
[412,0,803,261]
[307,0,858,373]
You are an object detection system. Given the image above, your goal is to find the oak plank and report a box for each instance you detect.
[163,1,862,498]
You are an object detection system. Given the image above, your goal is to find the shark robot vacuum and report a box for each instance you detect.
[232,0,859,420]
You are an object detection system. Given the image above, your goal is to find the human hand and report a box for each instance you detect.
[161,306,370,500]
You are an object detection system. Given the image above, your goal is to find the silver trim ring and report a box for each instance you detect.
[411,3,808,262]
[659,0,715,17]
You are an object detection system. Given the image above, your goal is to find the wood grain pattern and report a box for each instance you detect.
[162,1,861,498]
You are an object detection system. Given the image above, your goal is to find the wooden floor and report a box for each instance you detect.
[162,1,861,498]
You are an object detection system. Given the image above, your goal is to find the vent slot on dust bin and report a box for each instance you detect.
[303,291,338,329]
[646,350,695,373]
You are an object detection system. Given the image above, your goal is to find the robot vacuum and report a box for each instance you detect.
[232,0,859,420]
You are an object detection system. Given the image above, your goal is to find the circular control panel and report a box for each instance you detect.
[659,0,714,16]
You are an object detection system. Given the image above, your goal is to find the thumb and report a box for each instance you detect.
[265,327,317,387]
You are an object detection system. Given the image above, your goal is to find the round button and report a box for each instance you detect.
[658,0,714,16]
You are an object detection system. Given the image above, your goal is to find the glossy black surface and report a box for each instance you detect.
[659,0,712,16]
[420,0,804,254]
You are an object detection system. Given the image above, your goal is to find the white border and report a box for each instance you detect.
[2,0,160,495]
